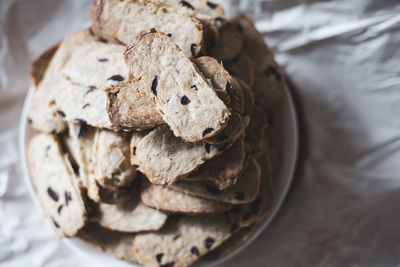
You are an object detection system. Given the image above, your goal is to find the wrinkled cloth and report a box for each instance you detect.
[1,0,400,266]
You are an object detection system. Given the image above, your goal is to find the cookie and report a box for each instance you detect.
[78,222,138,264]
[133,214,231,267]
[229,153,275,227]
[130,131,149,166]
[184,135,246,190]
[211,20,243,62]
[232,15,285,109]
[28,133,86,237]
[107,81,165,130]
[63,122,97,188]
[170,156,261,205]
[91,0,204,58]
[224,52,255,88]
[95,183,168,232]
[161,0,225,21]
[88,129,136,202]
[264,107,281,172]
[135,126,224,185]
[140,178,232,214]
[246,105,268,158]
[30,41,60,87]
[125,30,230,142]
[237,77,255,116]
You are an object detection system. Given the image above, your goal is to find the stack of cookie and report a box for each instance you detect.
[27,0,285,266]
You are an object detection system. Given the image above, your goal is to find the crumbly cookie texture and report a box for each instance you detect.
[95,183,167,232]
[91,0,204,58]
[232,14,285,109]
[78,222,138,264]
[107,81,165,130]
[89,130,136,202]
[159,0,225,21]
[133,214,232,267]
[125,30,230,142]
[229,153,275,227]
[135,126,224,185]
[184,136,246,190]
[225,52,255,88]
[140,178,232,214]
[28,133,87,237]
[30,41,60,87]
[170,156,261,205]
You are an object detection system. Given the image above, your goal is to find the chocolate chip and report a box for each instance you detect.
[181,95,190,105]
[156,253,163,263]
[180,0,194,10]
[190,43,198,57]
[190,246,200,256]
[205,184,221,195]
[191,85,198,91]
[98,58,108,62]
[57,110,66,117]
[75,119,87,138]
[57,205,63,215]
[167,33,172,37]
[204,237,215,249]
[251,198,262,214]
[133,146,137,155]
[207,1,217,9]
[234,192,245,200]
[65,191,72,206]
[27,118,32,124]
[151,76,158,96]
[204,143,211,153]
[225,82,234,95]
[202,128,214,137]
[150,28,157,33]
[173,234,181,240]
[82,103,90,109]
[52,218,60,228]
[47,187,59,202]
[107,74,124,82]
[161,262,175,267]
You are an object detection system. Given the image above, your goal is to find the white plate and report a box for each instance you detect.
[19,83,299,267]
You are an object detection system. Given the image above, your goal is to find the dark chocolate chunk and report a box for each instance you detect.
[57,205,63,215]
[150,28,157,33]
[191,85,198,91]
[156,253,164,263]
[202,128,214,137]
[107,74,124,82]
[180,95,190,105]
[190,246,200,256]
[180,0,194,10]
[206,1,217,9]
[98,58,108,62]
[167,33,172,37]
[225,82,234,95]
[204,143,211,153]
[160,263,175,267]
[27,118,33,124]
[234,192,245,200]
[133,146,137,155]
[190,43,198,57]
[65,191,72,206]
[47,187,59,202]
[205,184,221,195]
[52,218,60,228]
[251,198,262,214]
[173,234,181,240]
[57,110,66,117]
[82,103,90,109]
[204,237,215,249]
[151,76,158,96]
[75,119,87,138]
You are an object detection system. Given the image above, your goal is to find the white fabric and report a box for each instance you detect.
[1,0,400,266]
